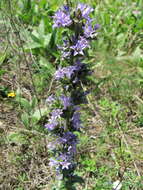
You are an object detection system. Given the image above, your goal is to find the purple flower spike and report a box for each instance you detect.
[48,2,97,177]
[53,9,72,28]
[71,37,89,56]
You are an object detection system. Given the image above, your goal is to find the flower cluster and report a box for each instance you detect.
[53,6,72,28]
[45,2,99,179]
[76,3,94,20]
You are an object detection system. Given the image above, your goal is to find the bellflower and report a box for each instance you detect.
[59,154,72,164]
[58,40,71,59]
[71,36,89,56]
[62,51,71,59]
[59,132,77,145]
[64,66,77,79]
[53,9,72,28]
[55,66,77,80]
[62,5,70,13]
[77,3,94,20]
[83,23,99,38]
[61,161,71,170]
[58,153,73,170]
[54,67,65,80]
[46,94,55,104]
[45,119,58,131]
[60,95,72,109]
[51,109,63,119]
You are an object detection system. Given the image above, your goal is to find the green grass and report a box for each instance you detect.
[0,0,143,189]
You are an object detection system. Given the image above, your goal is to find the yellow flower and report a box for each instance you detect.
[7,92,16,98]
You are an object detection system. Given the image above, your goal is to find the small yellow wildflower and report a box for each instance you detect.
[7,92,16,98]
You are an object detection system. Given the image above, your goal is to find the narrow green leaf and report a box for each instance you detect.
[0,53,6,65]
[21,112,30,128]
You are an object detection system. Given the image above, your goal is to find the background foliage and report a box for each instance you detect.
[0,0,143,189]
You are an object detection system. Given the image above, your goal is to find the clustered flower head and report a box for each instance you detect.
[45,2,99,179]
[53,6,72,28]
[71,36,89,56]
[76,3,94,20]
